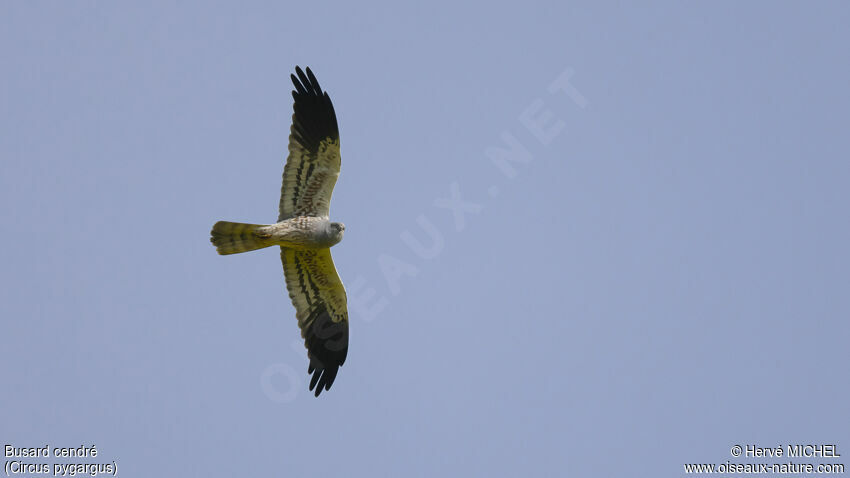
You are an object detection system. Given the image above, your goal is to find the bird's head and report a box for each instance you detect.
[328,221,345,245]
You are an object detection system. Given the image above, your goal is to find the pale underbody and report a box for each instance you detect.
[258,216,344,250]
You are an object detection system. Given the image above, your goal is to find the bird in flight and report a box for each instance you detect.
[210,66,348,397]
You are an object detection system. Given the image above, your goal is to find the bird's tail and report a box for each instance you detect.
[210,221,274,255]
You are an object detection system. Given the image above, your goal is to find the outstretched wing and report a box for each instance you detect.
[280,247,349,396]
[278,66,341,221]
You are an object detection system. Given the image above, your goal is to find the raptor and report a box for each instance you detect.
[211,66,348,397]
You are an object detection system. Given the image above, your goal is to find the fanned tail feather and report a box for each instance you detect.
[210,221,273,255]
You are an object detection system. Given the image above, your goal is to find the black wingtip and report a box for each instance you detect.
[308,359,341,397]
[291,72,306,95]
[304,307,348,398]
[290,65,325,98]
[288,65,340,151]
[305,67,322,94]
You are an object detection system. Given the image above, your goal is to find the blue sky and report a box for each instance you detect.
[2,2,848,476]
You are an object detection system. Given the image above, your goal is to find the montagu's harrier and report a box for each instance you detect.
[211,66,348,397]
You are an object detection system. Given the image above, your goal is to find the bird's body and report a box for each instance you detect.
[267,217,345,250]
[210,66,349,397]
[211,217,344,254]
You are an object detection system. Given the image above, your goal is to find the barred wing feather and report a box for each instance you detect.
[278,66,341,221]
[280,248,349,396]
